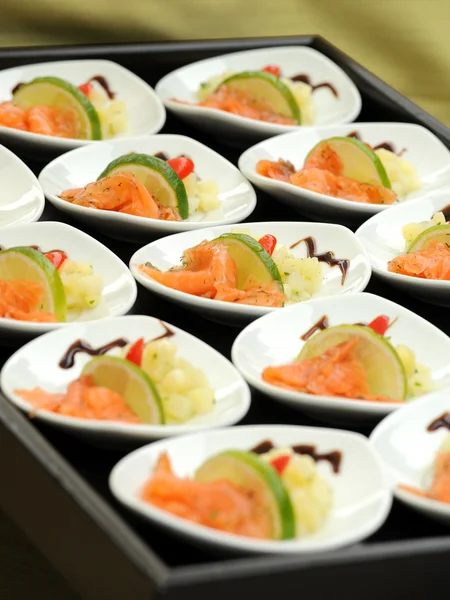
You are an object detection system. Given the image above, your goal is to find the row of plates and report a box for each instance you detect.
[1,303,449,554]
[0,48,362,156]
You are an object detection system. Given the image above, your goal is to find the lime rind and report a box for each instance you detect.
[195,449,296,540]
[98,153,189,220]
[298,324,407,400]
[220,71,301,124]
[82,355,165,424]
[406,223,450,253]
[212,232,283,291]
[13,76,102,140]
[306,136,391,189]
[0,246,67,322]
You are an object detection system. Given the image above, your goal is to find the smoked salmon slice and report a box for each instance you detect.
[0,102,81,138]
[399,451,450,504]
[262,337,402,403]
[141,452,272,539]
[16,375,140,423]
[388,241,450,280]
[0,280,57,323]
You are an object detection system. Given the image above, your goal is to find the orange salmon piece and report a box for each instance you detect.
[214,279,285,307]
[26,105,81,138]
[141,453,272,539]
[388,241,450,280]
[262,337,402,403]
[0,102,27,131]
[303,142,343,175]
[16,375,140,423]
[399,451,450,504]
[200,86,296,125]
[0,280,57,323]
[290,167,339,196]
[138,241,238,296]
[256,159,295,182]
[60,172,160,219]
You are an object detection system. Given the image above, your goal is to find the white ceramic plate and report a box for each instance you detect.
[0,144,45,227]
[0,315,251,444]
[109,425,392,554]
[0,59,166,157]
[239,123,450,226]
[38,135,257,243]
[129,221,371,326]
[356,191,450,307]
[155,46,361,145]
[370,391,450,525]
[231,292,450,425]
[0,221,137,343]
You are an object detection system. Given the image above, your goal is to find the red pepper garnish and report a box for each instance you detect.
[367,315,390,336]
[44,251,68,270]
[166,157,195,180]
[258,234,277,256]
[271,455,291,475]
[263,65,281,78]
[125,338,145,366]
[78,82,93,96]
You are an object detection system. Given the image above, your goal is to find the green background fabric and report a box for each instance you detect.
[2,0,449,124]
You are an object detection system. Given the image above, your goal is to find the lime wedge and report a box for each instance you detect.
[306,137,391,188]
[0,246,66,322]
[220,71,301,124]
[212,233,283,291]
[13,76,102,140]
[298,324,407,400]
[406,223,450,253]
[98,154,189,220]
[195,450,295,540]
[82,356,165,424]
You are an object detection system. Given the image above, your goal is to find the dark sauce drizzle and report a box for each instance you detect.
[88,75,116,99]
[301,315,329,341]
[154,152,169,161]
[11,82,25,95]
[251,440,342,473]
[439,204,450,221]
[59,338,129,369]
[290,236,349,285]
[346,131,406,156]
[58,321,176,369]
[427,412,450,432]
[290,74,338,98]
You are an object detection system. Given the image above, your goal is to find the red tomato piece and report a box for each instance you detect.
[78,82,93,96]
[367,315,390,335]
[167,157,195,180]
[44,251,68,270]
[270,455,291,475]
[258,234,277,256]
[263,65,281,78]
[126,338,145,366]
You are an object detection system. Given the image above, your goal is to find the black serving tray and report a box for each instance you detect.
[1,35,450,600]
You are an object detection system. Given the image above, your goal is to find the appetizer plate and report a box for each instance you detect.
[129,221,372,326]
[370,391,450,525]
[109,425,392,555]
[231,292,450,425]
[356,191,450,307]
[239,123,450,226]
[0,316,251,444]
[0,221,137,343]
[38,135,257,243]
[0,59,166,157]
[155,46,361,145]
[0,144,45,227]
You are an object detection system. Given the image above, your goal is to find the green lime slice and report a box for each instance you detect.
[13,76,102,140]
[298,324,407,400]
[0,246,66,322]
[211,233,283,291]
[98,154,189,220]
[220,71,301,124]
[195,450,295,540]
[82,355,165,424]
[406,223,450,253]
[306,137,391,188]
